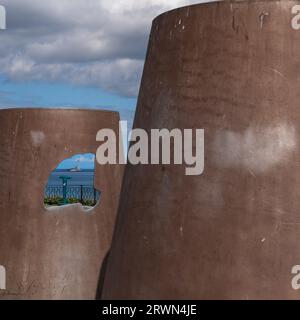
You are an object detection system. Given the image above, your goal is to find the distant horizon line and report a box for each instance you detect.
[54,168,94,172]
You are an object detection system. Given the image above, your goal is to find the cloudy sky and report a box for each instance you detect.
[57,154,96,170]
[0,0,214,168]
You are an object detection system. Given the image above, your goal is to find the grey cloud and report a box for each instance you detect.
[0,0,213,97]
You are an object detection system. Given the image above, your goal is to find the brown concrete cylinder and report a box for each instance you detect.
[102,0,300,299]
[0,108,122,299]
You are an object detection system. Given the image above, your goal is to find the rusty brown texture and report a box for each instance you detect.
[102,0,300,299]
[0,108,123,299]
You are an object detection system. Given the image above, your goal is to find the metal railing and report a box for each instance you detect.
[45,185,100,205]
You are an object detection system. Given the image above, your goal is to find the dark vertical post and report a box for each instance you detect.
[59,176,71,205]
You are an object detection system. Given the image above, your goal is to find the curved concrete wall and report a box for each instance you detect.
[102,0,300,299]
[0,108,123,299]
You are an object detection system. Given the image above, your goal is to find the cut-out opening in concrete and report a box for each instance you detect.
[44,153,101,211]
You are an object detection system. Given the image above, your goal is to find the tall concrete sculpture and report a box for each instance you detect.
[102,0,300,299]
[0,108,122,299]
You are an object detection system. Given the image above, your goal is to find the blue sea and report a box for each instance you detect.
[47,169,95,187]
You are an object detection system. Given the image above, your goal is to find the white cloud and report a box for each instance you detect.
[73,154,95,163]
[0,0,216,97]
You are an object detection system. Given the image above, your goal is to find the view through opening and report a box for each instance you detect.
[44,153,100,210]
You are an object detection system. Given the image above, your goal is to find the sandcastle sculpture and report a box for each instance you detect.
[0,109,122,299]
[2,0,300,300]
[102,0,300,299]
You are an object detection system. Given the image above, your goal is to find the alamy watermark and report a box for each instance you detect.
[0,5,6,30]
[292,5,300,29]
[96,121,204,176]
[0,265,5,290]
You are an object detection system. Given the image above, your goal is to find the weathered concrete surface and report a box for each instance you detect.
[0,108,123,299]
[102,0,300,299]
